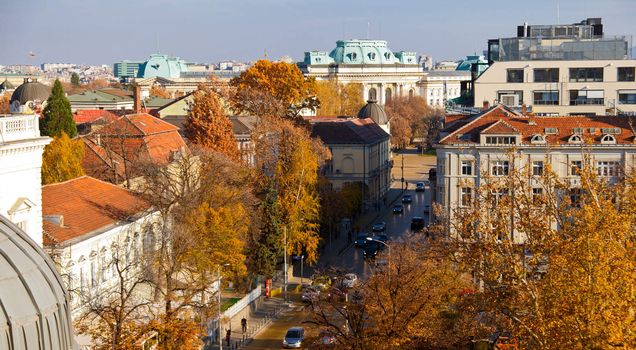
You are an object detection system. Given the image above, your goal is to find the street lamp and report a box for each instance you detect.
[300,255,305,286]
[283,226,288,302]
[365,237,391,264]
[217,263,230,350]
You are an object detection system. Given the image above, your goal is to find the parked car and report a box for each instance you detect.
[402,194,413,204]
[392,204,404,214]
[410,217,425,231]
[342,273,358,288]
[283,327,305,348]
[423,203,431,213]
[364,241,385,260]
[301,285,321,302]
[372,234,389,243]
[372,221,386,232]
[319,330,336,345]
[355,232,370,247]
[415,182,425,192]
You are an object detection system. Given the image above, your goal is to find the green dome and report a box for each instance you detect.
[303,40,417,65]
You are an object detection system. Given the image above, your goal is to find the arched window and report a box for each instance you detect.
[601,134,616,144]
[385,88,392,103]
[100,248,109,282]
[132,233,139,264]
[77,257,87,294]
[368,52,376,60]
[384,52,391,60]
[368,88,377,101]
[531,134,546,144]
[408,89,414,98]
[143,226,155,254]
[568,134,582,143]
[90,251,98,288]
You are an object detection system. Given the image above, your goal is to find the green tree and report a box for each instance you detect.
[41,131,85,184]
[184,83,239,160]
[248,184,283,278]
[41,79,77,138]
[70,72,80,87]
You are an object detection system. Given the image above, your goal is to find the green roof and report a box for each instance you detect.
[144,96,175,108]
[68,90,132,103]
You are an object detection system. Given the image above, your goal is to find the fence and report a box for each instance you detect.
[206,285,262,346]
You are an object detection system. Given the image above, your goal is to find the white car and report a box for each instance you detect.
[342,273,358,288]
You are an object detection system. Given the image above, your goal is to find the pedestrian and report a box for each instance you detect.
[241,317,247,333]
[226,329,231,347]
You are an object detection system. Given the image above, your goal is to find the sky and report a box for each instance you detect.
[1,0,635,66]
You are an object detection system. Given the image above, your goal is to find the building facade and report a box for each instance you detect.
[474,59,636,115]
[434,105,636,238]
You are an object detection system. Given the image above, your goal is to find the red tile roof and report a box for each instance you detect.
[439,105,636,146]
[73,109,118,124]
[42,176,150,245]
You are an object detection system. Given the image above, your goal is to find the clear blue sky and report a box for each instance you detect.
[1,0,634,65]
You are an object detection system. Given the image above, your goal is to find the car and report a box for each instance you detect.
[393,204,404,214]
[301,285,321,302]
[410,217,425,231]
[363,241,385,260]
[423,203,431,213]
[319,330,336,345]
[415,182,425,192]
[283,327,305,348]
[354,232,370,247]
[372,221,386,232]
[372,234,388,243]
[341,273,358,288]
[402,194,413,204]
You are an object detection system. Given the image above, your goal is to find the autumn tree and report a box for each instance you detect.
[41,131,85,184]
[384,96,443,148]
[247,183,283,279]
[150,84,171,98]
[71,72,80,87]
[0,93,10,114]
[184,83,239,160]
[314,80,364,116]
[41,79,78,137]
[231,60,317,119]
[439,153,636,349]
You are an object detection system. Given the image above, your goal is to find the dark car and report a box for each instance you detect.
[355,233,370,247]
[402,195,413,204]
[363,241,380,260]
[410,217,425,231]
[372,221,386,232]
[393,204,404,214]
[415,182,425,192]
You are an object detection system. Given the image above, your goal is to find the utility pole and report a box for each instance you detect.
[401,152,405,191]
[283,226,287,302]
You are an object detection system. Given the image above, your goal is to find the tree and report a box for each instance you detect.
[247,183,283,279]
[41,79,77,137]
[71,72,80,87]
[439,153,636,349]
[0,93,10,114]
[150,84,171,98]
[314,80,365,117]
[41,131,85,184]
[231,60,317,119]
[184,83,239,160]
[384,96,443,148]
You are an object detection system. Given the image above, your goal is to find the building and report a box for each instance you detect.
[73,109,119,134]
[229,115,257,166]
[42,176,157,318]
[300,39,424,104]
[9,78,52,115]
[113,60,143,79]
[474,59,636,115]
[67,89,134,112]
[82,113,190,184]
[309,101,392,210]
[487,18,630,63]
[419,70,471,108]
[434,104,636,236]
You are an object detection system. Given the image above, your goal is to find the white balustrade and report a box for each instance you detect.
[0,114,40,143]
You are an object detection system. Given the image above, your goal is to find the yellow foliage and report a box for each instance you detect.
[41,131,85,184]
[315,80,364,117]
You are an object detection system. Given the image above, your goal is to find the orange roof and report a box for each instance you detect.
[42,176,150,245]
[73,109,118,124]
[99,113,180,136]
[439,105,636,145]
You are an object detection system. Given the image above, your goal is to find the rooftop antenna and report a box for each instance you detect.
[556,0,560,24]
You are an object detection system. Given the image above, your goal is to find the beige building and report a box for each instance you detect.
[435,105,636,240]
[474,59,636,116]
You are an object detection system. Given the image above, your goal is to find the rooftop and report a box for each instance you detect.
[310,117,390,145]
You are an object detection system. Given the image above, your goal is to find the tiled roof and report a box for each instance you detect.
[439,104,636,145]
[229,115,257,136]
[42,176,149,245]
[311,117,390,145]
[73,109,119,124]
[68,90,132,103]
[98,113,180,136]
[144,96,175,108]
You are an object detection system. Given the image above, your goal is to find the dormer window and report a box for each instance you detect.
[384,52,391,60]
[530,134,546,144]
[601,134,616,144]
[568,134,583,143]
[485,136,516,145]
[368,53,376,60]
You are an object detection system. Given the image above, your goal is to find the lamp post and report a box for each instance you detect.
[300,255,305,286]
[283,226,287,302]
[218,263,230,350]
[365,237,390,265]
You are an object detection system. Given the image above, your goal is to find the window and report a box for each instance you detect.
[532,188,543,204]
[408,89,414,98]
[619,93,636,105]
[491,189,509,206]
[90,260,97,287]
[497,91,523,106]
[601,134,616,144]
[491,160,509,176]
[531,135,545,143]
[570,160,582,176]
[569,68,603,82]
[617,67,635,82]
[569,188,583,207]
[570,90,604,105]
[101,250,108,282]
[506,69,524,83]
[461,160,472,175]
[385,88,392,102]
[485,136,516,144]
[534,68,559,83]
[368,88,377,101]
[368,52,376,60]
[532,161,544,176]
[597,161,619,176]
[461,187,472,207]
[533,91,559,105]
[438,159,446,176]
[568,134,582,143]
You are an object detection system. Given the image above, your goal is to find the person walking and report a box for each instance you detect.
[226,329,231,347]
[241,317,247,334]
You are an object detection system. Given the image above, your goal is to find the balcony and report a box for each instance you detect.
[0,114,41,144]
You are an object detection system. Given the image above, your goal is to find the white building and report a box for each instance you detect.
[474,59,636,116]
[434,105,636,237]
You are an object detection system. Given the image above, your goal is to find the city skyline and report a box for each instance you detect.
[1,0,635,66]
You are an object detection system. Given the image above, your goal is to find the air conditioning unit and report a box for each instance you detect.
[500,94,520,107]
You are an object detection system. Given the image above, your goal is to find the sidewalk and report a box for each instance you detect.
[205,295,286,350]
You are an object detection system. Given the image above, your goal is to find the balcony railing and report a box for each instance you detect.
[0,114,41,143]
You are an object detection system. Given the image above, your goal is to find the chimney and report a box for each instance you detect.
[133,84,141,114]
[521,104,527,115]
[483,100,490,109]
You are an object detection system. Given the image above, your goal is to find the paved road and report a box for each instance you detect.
[243,304,309,350]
